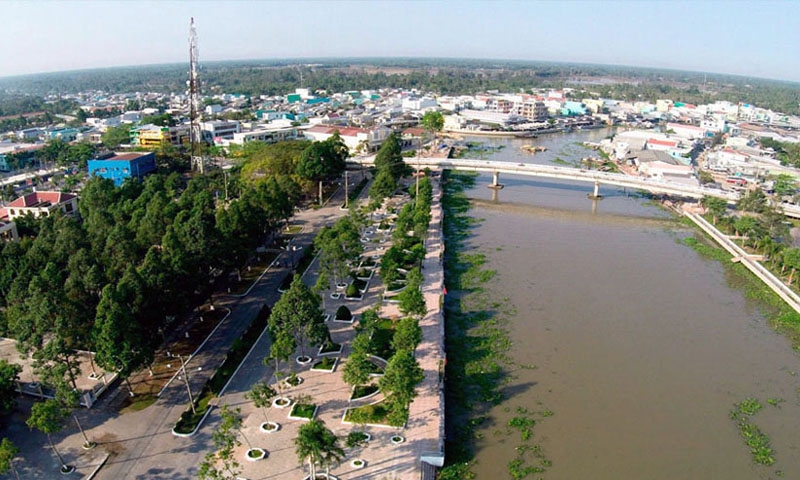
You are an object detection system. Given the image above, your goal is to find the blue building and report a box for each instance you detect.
[88,152,156,186]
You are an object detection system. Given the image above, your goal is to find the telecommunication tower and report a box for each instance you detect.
[188,17,204,173]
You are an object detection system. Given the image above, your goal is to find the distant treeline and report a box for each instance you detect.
[1,58,799,115]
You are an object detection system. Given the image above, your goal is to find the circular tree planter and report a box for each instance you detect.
[60,465,76,474]
[330,292,341,300]
[88,372,101,381]
[284,375,304,387]
[260,421,280,433]
[296,355,313,366]
[82,441,97,450]
[350,458,366,469]
[245,448,266,462]
[390,435,405,445]
[272,397,292,409]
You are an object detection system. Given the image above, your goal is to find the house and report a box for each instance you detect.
[6,191,78,220]
[88,152,157,186]
[0,209,18,241]
[303,125,391,152]
[229,124,298,145]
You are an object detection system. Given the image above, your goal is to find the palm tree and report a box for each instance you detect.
[295,419,344,479]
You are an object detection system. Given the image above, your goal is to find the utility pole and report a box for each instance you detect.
[188,17,204,174]
[344,170,349,208]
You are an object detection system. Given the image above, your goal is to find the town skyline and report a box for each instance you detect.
[1,0,799,83]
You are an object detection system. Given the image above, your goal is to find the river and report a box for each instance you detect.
[456,130,800,479]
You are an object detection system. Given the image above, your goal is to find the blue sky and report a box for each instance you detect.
[1,0,799,82]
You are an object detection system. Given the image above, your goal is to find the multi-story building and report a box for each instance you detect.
[131,124,190,147]
[5,191,78,220]
[230,124,298,145]
[521,101,547,122]
[201,120,241,141]
[88,152,157,186]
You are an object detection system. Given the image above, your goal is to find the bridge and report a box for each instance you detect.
[349,156,800,219]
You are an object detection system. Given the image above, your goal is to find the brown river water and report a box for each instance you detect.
[457,131,800,479]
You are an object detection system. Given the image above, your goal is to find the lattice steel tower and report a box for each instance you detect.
[188,17,204,173]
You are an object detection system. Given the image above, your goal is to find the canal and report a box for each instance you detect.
[455,130,800,479]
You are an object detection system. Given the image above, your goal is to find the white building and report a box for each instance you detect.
[202,120,241,140]
[230,124,298,145]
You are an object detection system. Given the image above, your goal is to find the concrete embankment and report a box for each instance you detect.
[682,209,800,315]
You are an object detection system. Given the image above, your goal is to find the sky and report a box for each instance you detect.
[1,0,799,82]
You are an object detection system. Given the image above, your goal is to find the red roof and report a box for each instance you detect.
[307,125,336,134]
[403,128,426,136]
[9,191,77,208]
[647,138,678,147]
[0,207,7,220]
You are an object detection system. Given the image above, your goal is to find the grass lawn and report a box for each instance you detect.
[350,383,379,401]
[312,357,337,371]
[289,403,317,419]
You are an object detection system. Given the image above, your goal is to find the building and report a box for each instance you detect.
[6,191,78,220]
[230,124,298,145]
[0,209,18,241]
[303,125,391,152]
[202,120,241,141]
[521,101,547,122]
[88,152,156,186]
[131,124,190,147]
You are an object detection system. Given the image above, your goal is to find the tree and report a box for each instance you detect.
[700,195,727,225]
[772,173,797,197]
[296,136,347,204]
[373,133,406,181]
[736,187,768,214]
[392,317,422,352]
[0,438,20,480]
[420,111,444,153]
[197,405,242,480]
[0,361,22,413]
[101,124,131,149]
[245,382,277,422]
[398,267,427,317]
[26,399,73,474]
[369,168,397,201]
[379,350,424,422]
[342,333,374,387]
[294,419,344,480]
[268,275,328,360]
[783,247,800,285]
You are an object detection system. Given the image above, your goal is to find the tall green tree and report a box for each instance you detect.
[0,438,20,480]
[268,275,328,360]
[0,361,22,413]
[197,405,242,480]
[342,333,374,387]
[392,317,423,352]
[420,110,444,153]
[379,349,424,425]
[26,399,73,474]
[294,419,344,480]
[245,382,277,423]
[700,195,728,225]
[373,133,406,181]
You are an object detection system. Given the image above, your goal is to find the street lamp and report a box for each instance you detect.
[168,353,197,414]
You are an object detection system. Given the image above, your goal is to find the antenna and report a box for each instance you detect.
[188,17,204,173]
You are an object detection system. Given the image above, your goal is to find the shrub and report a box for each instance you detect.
[336,305,352,321]
[346,283,359,298]
[346,431,370,448]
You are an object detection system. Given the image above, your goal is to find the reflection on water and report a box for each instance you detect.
[458,133,800,479]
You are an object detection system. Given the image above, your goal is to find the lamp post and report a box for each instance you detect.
[169,354,196,414]
[344,170,349,208]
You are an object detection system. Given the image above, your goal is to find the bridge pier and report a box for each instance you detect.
[488,171,504,190]
[587,180,603,200]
